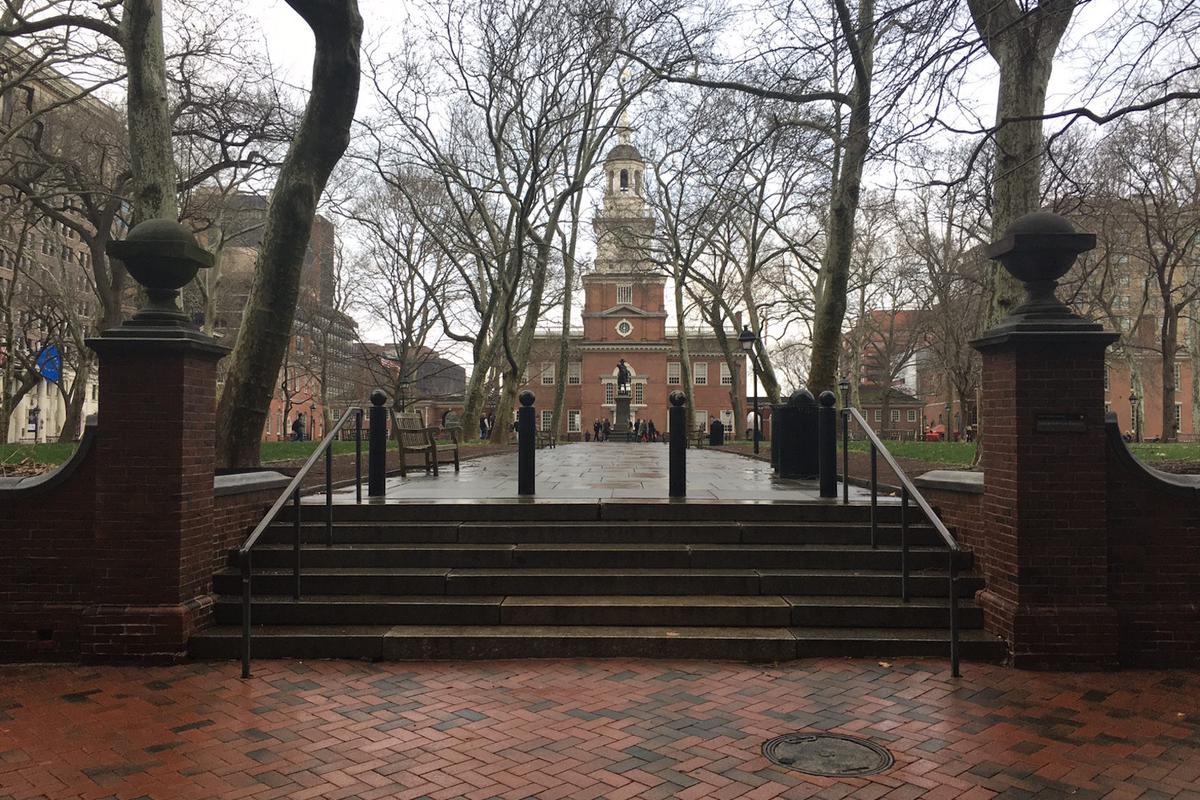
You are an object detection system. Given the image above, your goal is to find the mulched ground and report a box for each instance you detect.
[1,657,1197,800]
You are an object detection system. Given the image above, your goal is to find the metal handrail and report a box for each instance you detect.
[238,405,364,678]
[840,405,962,677]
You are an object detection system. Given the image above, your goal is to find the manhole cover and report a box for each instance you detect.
[762,732,894,777]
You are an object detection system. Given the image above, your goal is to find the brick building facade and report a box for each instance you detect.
[519,131,746,437]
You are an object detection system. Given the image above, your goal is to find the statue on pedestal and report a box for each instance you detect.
[617,358,631,396]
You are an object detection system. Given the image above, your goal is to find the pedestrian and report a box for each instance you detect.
[647,420,657,442]
[602,418,611,441]
[291,414,304,442]
[593,418,601,442]
[479,414,488,440]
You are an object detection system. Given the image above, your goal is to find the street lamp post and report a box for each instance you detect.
[1129,391,1140,443]
[738,325,760,454]
[945,402,952,441]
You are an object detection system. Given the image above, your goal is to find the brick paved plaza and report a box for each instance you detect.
[2,658,1198,799]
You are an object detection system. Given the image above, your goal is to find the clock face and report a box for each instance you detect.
[616,319,633,338]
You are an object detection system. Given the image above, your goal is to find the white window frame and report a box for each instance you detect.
[907,409,917,423]
[891,410,901,423]
[720,409,734,430]
[874,409,882,422]
[694,362,708,386]
[541,363,555,385]
[633,382,645,404]
[667,361,681,385]
[567,410,581,433]
[568,362,581,385]
[1175,403,1183,431]
[604,382,615,404]
[1174,362,1182,388]
[540,409,553,431]
[694,410,707,429]
[720,363,733,385]
[617,283,633,304]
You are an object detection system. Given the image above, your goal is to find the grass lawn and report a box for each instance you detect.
[0,442,79,467]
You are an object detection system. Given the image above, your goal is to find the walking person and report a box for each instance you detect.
[291,413,305,442]
[602,418,611,441]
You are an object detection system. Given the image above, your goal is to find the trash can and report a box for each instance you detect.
[779,389,818,479]
[709,418,725,446]
[771,403,784,470]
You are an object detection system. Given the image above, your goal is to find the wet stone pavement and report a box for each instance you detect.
[321,442,888,503]
[2,658,1198,799]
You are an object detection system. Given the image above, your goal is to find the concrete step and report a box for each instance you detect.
[259,521,946,548]
[280,500,913,525]
[215,568,981,598]
[188,624,1006,662]
[213,594,985,629]
[241,543,970,572]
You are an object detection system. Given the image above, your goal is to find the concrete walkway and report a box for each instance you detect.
[323,442,886,503]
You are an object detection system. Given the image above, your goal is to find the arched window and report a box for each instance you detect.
[620,169,629,192]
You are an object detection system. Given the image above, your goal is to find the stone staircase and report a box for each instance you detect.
[189,500,1006,662]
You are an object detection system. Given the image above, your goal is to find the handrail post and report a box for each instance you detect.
[518,390,536,495]
[355,409,363,504]
[293,489,301,600]
[841,409,849,504]
[325,442,333,547]
[240,550,252,679]
[949,549,960,678]
[869,443,878,549]
[900,486,910,603]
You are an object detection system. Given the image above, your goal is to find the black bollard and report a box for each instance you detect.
[518,390,535,495]
[368,389,388,497]
[818,390,837,498]
[669,391,687,498]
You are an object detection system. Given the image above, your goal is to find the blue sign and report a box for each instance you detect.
[36,345,61,382]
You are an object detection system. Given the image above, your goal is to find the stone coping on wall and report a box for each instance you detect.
[0,417,98,495]
[914,469,984,494]
[1104,414,1200,498]
[214,470,291,497]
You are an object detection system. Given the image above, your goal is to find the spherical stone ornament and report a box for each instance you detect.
[818,390,836,407]
[986,212,1096,319]
[668,390,687,407]
[370,389,388,407]
[106,218,215,325]
[788,388,816,408]
[519,390,536,407]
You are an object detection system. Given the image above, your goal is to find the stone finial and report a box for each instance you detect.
[370,389,387,407]
[788,388,816,408]
[668,390,686,407]
[519,390,535,407]
[986,211,1095,320]
[818,390,836,408]
[106,219,214,327]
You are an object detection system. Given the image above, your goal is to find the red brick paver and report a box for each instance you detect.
[1,659,1198,799]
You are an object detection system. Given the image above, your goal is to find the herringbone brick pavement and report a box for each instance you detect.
[1,659,1197,799]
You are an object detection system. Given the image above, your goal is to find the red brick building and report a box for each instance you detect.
[520,131,747,438]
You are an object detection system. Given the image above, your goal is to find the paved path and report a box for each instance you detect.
[1,659,1197,799]
[324,442,886,503]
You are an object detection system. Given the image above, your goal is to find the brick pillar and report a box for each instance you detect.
[972,212,1119,670]
[81,220,227,661]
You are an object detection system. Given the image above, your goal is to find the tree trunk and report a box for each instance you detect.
[807,0,875,395]
[966,0,1075,323]
[121,0,177,225]
[461,333,500,442]
[672,264,695,429]
[215,0,362,468]
[58,354,92,442]
[1191,316,1200,438]
[1161,310,1178,441]
[551,204,582,436]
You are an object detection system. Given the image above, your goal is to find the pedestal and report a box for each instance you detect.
[613,395,632,440]
[84,326,228,661]
[973,326,1119,669]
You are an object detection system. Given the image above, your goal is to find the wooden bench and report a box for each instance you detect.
[390,411,461,477]
[535,431,557,449]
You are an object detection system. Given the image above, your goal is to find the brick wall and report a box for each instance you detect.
[1104,424,1200,667]
[0,449,282,662]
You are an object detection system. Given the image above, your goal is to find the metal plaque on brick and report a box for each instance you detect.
[1035,413,1086,433]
